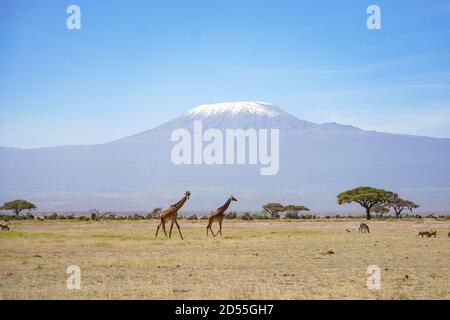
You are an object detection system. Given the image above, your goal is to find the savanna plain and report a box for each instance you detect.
[0,219,449,299]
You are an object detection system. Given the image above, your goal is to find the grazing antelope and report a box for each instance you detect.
[0,223,10,231]
[359,223,370,233]
[206,196,237,237]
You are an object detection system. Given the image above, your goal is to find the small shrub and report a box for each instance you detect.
[47,213,58,220]
[241,212,253,220]
[128,214,145,220]
[225,211,237,219]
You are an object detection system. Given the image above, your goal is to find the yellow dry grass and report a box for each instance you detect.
[0,219,449,299]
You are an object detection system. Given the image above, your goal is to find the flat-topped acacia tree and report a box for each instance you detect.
[385,197,419,219]
[283,205,310,219]
[337,186,397,220]
[0,199,37,216]
[262,203,285,219]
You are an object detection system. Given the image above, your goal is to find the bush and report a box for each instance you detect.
[47,213,58,220]
[186,214,198,220]
[241,212,253,220]
[225,211,237,219]
[0,213,34,220]
[0,214,12,221]
[127,214,145,220]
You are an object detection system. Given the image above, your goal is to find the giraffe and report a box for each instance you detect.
[155,191,190,239]
[206,196,237,237]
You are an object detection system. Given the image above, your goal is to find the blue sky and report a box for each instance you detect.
[1,0,450,148]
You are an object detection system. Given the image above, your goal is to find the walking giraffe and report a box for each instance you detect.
[206,196,237,237]
[155,191,190,239]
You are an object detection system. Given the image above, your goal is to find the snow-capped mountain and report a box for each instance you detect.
[120,101,352,143]
[1,102,450,213]
[178,101,316,129]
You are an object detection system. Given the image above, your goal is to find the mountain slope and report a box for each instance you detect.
[1,102,449,212]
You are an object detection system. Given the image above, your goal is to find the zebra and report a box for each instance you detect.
[359,223,370,233]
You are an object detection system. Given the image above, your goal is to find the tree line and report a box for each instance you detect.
[0,186,427,221]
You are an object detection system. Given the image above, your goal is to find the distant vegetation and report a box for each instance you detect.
[0,199,37,216]
[337,187,397,220]
[89,208,112,221]
[337,186,420,219]
[0,187,437,221]
[0,212,448,222]
[261,203,310,219]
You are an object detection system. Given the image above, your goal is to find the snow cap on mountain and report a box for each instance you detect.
[185,101,282,118]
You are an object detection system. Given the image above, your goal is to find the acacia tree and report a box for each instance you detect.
[337,186,397,220]
[370,205,390,217]
[262,203,285,219]
[385,197,419,219]
[0,199,37,216]
[283,205,310,219]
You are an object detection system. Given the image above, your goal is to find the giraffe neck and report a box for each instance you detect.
[172,195,188,211]
[219,198,232,213]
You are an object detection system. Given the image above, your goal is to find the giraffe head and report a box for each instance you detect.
[185,191,191,199]
[230,195,237,202]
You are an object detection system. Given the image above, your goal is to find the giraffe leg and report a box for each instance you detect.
[162,221,168,237]
[174,219,184,240]
[169,220,175,239]
[207,222,214,237]
[218,219,223,237]
[155,222,161,238]
[207,220,216,237]
[211,224,218,237]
